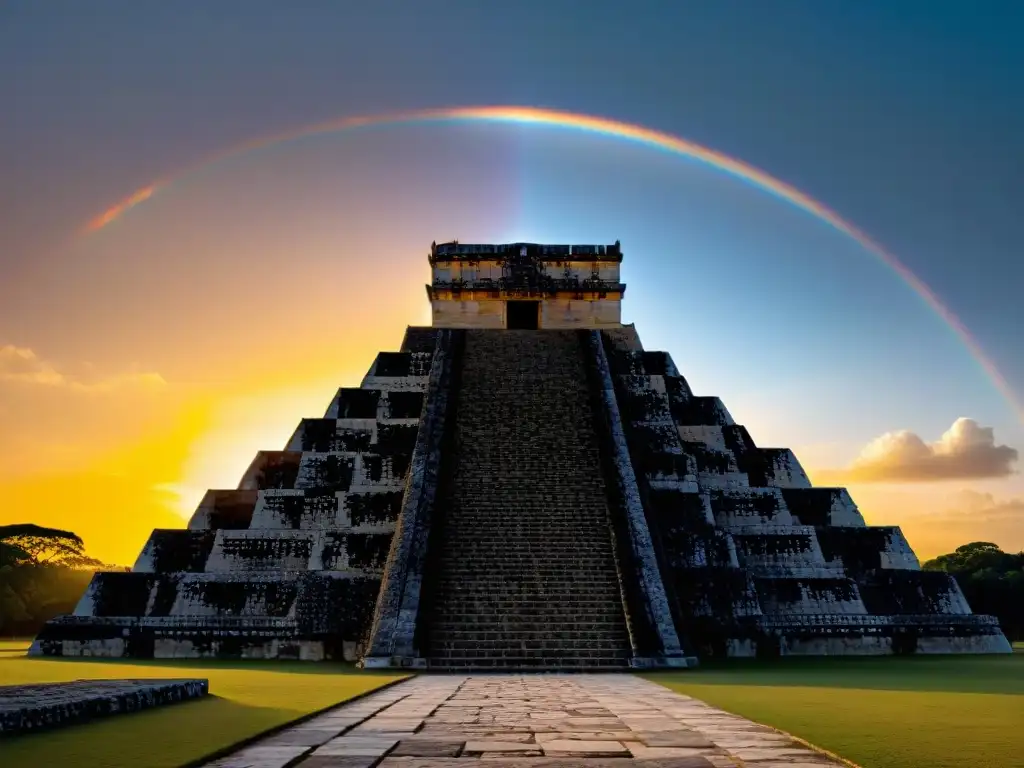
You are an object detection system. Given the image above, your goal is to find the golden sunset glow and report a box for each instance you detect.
[0,275,431,564]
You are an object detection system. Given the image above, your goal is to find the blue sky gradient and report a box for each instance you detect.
[0,0,1021,561]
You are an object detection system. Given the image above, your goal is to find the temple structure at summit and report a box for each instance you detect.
[32,241,1011,668]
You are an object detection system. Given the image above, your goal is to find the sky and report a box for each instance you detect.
[1,0,1022,565]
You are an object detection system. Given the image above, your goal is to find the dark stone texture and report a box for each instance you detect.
[347,491,404,527]
[816,526,902,574]
[364,329,461,661]
[780,487,841,527]
[387,391,426,419]
[262,490,337,530]
[400,327,442,354]
[333,388,381,419]
[200,491,259,530]
[860,571,966,615]
[301,455,356,491]
[416,330,639,670]
[0,678,208,736]
[252,452,303,490]
[372,352,433,378]
[182,578,297,617]
[295,574,380,637]
[142,530,217,572]
[90,573,158,616]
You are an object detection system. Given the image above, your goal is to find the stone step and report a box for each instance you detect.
[436,562,617,569]
[428,649,629,659]
[432,582,622,590]
[429,618,627,629]
[437,554,615,563]
[436,536,613,544]
[428,637,629,649]
[439,529,614,536]
[426,658,630,670]
[434,583,620,593]
[437,558,614,567]
[434,589,620,596]
[432,600,622,608]
[425,638,626,651]
[435,572,617,580]
[419,330,629,670]
[430,610,625,620]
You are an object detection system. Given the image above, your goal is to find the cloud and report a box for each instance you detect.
[816,417,1018,483]
[941,489,1024,521]
[0,344,166,393]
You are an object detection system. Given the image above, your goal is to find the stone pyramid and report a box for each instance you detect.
[32,241,1011,668]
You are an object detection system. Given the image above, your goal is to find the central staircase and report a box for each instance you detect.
[423,330,631,670]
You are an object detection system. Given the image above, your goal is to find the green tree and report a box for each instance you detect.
[0,524,106,638]
[0,523,104,569]
[923,541,1024,642]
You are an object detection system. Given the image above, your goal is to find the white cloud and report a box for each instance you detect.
[0,344,166,393]
[818,417,1018,482]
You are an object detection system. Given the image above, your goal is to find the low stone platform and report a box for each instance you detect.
[203,675,847,767]
[0,678,209,736]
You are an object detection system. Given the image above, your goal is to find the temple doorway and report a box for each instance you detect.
[506,301,540,330]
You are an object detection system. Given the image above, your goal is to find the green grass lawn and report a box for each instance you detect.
[0,651,408,768]
[646,653,1024,768]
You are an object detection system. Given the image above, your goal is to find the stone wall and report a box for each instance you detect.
[0,679,209,736]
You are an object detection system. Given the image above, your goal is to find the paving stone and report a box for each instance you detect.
[311,736,400,757]
[206,745,311,768]
[541,738,629,756]
[534,731,639,742]
[390,738,465,757]
[638,732,717,748]
[294,758,379,768]
[200,675,848,768]
[628,745,720,759]
[464,739,542,752]
[259,729,343,747]
[292,719,363,731]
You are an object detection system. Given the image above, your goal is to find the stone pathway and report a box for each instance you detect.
[205,675,848,767]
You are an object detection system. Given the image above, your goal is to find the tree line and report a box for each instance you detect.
[0,524,115,638]
[922,541,1024,642]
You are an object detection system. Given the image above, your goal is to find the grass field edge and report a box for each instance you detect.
[641,674,865,768]
[177,673,413,768]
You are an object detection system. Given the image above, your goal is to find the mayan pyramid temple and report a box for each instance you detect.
[33,241,1011,668]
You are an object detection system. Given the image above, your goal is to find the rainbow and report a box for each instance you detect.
[81,105,1023,420]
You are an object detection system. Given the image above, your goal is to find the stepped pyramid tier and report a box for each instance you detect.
[32,241,1010,665]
